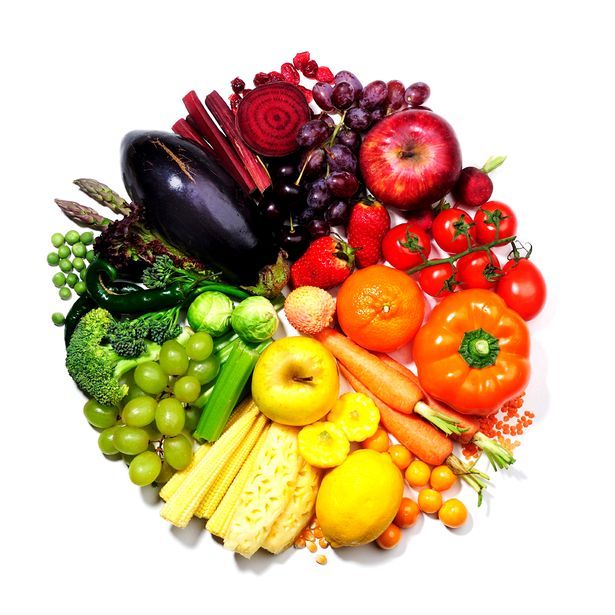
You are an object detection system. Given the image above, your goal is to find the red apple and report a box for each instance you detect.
[359,109,462,210]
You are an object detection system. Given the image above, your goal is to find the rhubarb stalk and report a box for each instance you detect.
[205,91,271,194]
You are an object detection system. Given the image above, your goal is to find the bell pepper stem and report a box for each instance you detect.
[414,401,468,436]
[446,454,490,507]
[472,431,516,471]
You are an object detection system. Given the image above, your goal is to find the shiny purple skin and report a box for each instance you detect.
[300,148,326,178]
[361,80,388,110]
[326,144,357,173]
[325,200,350,226]
[121,131,278,285]
[312,82,334,111]
[405,82,431,107]
[331,82,355,110]
[336,129,361,151]
[387,80,406,110]
[307,219,330,238]
[334,70,363,100]
[345,107,371,132]
[326,171,359,198]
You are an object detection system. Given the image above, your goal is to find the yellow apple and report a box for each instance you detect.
[252,337,339,426]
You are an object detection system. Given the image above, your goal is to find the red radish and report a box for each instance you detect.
[236,83,311,157]
[453,155,506,208]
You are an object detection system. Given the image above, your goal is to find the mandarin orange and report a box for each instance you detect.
[336,265,424,352]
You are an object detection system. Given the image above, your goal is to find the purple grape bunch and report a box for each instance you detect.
[261,70,431,260]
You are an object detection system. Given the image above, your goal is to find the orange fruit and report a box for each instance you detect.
[336,265,425,352]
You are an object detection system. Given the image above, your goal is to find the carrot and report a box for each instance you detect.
[376,353,481,443]
[314,328,422,414]
[339,365,452,466]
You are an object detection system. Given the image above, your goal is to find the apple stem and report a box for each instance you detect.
[406,234,517,275]
[399,150,415,159]
[293,376,314,383]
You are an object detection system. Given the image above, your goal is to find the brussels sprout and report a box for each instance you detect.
[231,296,279,343]
[187,291,234,337]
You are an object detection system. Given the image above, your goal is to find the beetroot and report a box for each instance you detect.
[236,82,310,157]
[453,167,493,208]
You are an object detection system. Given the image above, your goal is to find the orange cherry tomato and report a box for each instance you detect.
[418,488,443,514]
[394,497,420,528]
[430,465,457,492]
[376,523,402,549]
[362,428,390,453]
[405,459,431,488]
[438,498,468,528]
[388,444,413,470]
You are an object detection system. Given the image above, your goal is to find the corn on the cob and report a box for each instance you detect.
[160,404,259,528]
[262,460,322,554]
[160,398,255,502]
[159,444,211,502]
[195,413,269,519]
[224,423,301,558]
[206,426,270,538]
[224,396,255,431]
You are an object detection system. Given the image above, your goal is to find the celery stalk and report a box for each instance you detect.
[193,339,270,442]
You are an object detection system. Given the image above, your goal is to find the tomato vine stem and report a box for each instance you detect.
[406,234,517,275]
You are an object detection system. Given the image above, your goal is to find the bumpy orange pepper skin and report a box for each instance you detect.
[413,289,530,416]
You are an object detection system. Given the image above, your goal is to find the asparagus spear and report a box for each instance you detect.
[54,199,111,230]
[74,178,132,216]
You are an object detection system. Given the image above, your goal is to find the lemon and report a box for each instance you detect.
[316,449,404,547]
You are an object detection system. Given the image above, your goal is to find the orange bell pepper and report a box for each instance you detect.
[413,289,530,416]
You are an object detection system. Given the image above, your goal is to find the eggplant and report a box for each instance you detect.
[121,131,279,286]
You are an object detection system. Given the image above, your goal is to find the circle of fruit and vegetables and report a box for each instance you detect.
[49,51,546,563]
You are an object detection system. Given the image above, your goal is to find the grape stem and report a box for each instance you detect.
[406,234,517,275]
[327,109,347,147]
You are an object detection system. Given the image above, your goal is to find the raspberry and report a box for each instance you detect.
[231,77,245,94]
[253,72,271,86]
[229,93,241,112]
[293,51,310,71]
[268,71,284,82]
[303,59,319,78]
[316,66,334,83]
[281,62,300,85]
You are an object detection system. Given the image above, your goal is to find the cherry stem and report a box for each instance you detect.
[406,234,517,275]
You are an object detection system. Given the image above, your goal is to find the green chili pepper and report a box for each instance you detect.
[85,259,187,314]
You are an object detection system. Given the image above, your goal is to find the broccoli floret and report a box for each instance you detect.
[66,308,160,407]
[107,305,182,355]
[108,320,149,358]
[142,254,218,289]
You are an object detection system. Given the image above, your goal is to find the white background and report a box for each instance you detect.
[1,1,614,613]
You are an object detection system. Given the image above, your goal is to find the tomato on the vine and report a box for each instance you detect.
[382,223,431,270]
[496,258,546,320]
[474,201,518,244]
[456,250,501,290]
[417,263,457,298]
[432,208,476,253]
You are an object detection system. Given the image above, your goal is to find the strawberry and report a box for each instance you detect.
[290,236,355,290]
[347,198,391,268]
